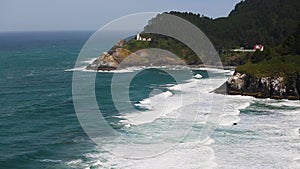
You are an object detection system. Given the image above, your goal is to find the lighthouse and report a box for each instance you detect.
[136,32,142,41]
[136,32,151,41]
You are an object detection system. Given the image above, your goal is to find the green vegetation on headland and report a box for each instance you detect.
[165,0,300,91]
[236,23,300,77]
[86,34,198,70]
[145,0,300,99]
[88,0,300,99]
[168,0,300,50]
[124,34,201,65]
[90,0,300,68]
[215,23,300,100]
[129,0,300,67]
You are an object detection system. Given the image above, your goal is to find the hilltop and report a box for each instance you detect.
[87,0,300,99]
[168,0,300,50]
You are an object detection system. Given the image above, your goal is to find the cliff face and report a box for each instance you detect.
[86,38,187,71]
[86,39,129,71]
[216,72,300,100]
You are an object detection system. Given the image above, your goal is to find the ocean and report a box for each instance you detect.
[0,31,299,169]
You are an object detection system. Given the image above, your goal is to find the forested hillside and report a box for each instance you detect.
[167,0,300,51]
[90,0,300,71]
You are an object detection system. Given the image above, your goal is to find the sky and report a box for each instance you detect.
[0,0,241,31]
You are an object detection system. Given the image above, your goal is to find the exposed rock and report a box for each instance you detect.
[86,52,119,71]
[86,39,128,71]
[86,39,186,71]
[215,72,300,100]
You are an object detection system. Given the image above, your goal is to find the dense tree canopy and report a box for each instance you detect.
[122,0,300,68]
[166,0,300,51]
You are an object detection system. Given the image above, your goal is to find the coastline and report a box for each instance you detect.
[83,54,299,101]
[214,71,300,100]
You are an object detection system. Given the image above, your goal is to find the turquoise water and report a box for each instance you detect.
[0,31,94,168]
[0,31,299,169]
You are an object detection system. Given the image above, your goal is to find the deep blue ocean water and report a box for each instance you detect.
[0,31,95,168]
[0,31,299,169]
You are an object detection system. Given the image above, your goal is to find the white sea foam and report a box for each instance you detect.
[66,65,192,74]
[121,91,176,125]
[81,58,97,64]
[84,69,257,168]
[134,98,152,110]
[194,73,203,79]
[265,100,300,108]
[221,70,235,75]
[134,90,173,110]
[64,66,91,72]
[279,109,300,116]
[216,94,253,126]
[111,77,228,163]
[219,115,241,126]
[294,157,300,163]
[257,99,300,116]
[66,158,103,169]
[121,73,253,127]
[66,159,83,167]
[167,84,181,91]
[291,128,300,138]
[124,123,131,128]
[120,79,207,126]
[192,67,234,74]
[64,66,135,73]
[97,143,217,169]
[224,95,253,115]
[38,159,62,163]
[91,160,103,167]
[202,138,215,145]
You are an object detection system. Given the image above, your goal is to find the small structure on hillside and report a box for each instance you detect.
[230,44,264,52]
[136,32,152,42]
[253,44,264,51]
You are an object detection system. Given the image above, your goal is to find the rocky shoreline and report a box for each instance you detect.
[86,39,191,71]
[215,72,300,100]
[85,37,299,100]
[86,39,127,71]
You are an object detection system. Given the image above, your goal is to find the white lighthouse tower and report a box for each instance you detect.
[136,32,151,41]
[136,32,142,41]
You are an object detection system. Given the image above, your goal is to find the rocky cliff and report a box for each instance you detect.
[86,38,187,71]
[86,39,130,71]
[216,72,300,100]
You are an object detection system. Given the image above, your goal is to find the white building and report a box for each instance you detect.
[230,44,264,52]
[253,44,264,51]
[136,32,142,41]
[136,32,151,42]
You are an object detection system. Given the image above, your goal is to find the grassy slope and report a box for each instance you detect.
[236,56,300,78]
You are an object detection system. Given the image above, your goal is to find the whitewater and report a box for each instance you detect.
[65,66,299,169]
